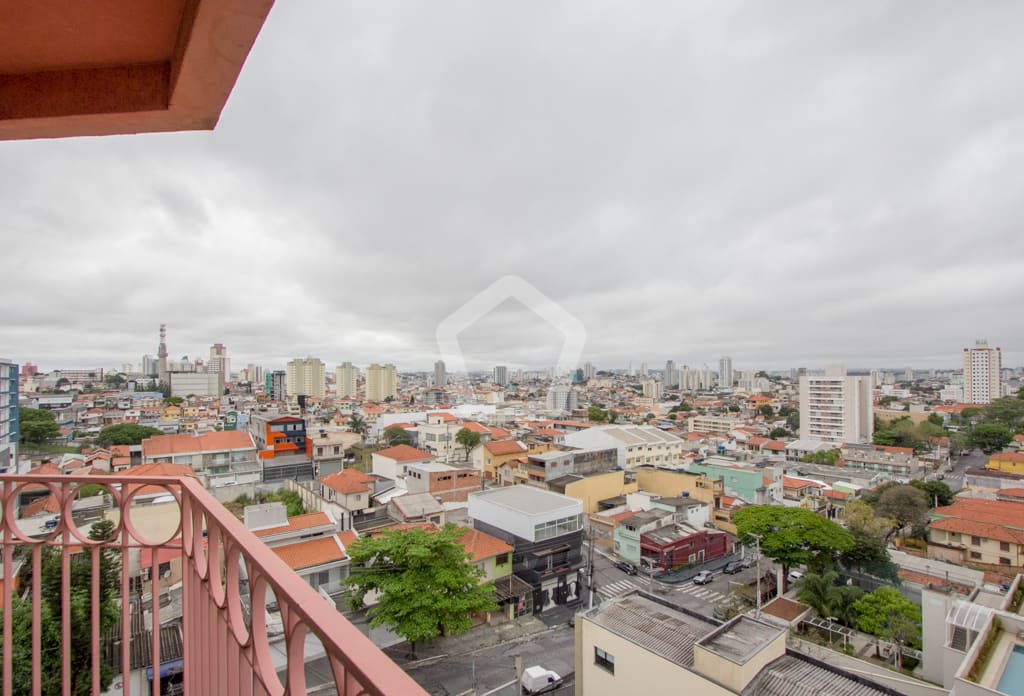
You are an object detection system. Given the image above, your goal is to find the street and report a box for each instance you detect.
[941,448,988,492]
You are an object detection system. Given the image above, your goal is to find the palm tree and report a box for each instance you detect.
[796,571,842,619]
[347,415,367,436]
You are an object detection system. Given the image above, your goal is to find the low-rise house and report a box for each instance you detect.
[140,430,260,487]
[642,523,732,572]
[928,498,1024,571]
[563,425,684,470]
[840,443,920,480]
[404,462,481,503]
[474,440,530,481]
[371,444,435,486]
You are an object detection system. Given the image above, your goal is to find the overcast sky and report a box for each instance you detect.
[3,1,1023,374]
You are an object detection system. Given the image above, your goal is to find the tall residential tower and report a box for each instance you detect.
[963,340,1001,404]
[799,366,872,446]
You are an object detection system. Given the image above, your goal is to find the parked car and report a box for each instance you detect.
[787,569,804,583]
[693,570,713,585]
[722,560,745,574]
[615,561,639,576]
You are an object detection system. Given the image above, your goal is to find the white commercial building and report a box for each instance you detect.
[546,385,577,413]
[563,425,683,469]
[169,371,221,398]
[798,366,872,446]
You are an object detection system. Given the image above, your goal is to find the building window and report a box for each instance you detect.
[1000,558,1011,566]
[971,536,982,546]
[970,551,982,560]
[1000,541,1010,552]
[594,647,615,674]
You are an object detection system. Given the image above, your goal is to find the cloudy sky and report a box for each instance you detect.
[3,1,1023,374]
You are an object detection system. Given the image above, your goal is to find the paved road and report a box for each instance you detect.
[941,449,987,492]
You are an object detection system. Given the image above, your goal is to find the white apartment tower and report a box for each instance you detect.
[286,357,326,399]
[208,343,230,379]
[365,363,397,402]
[546,385,577,413]
[963,340,1001,405]
[433,360,447,387]
[335,362,358,399]
[664,360,676,388]
[719,356,733,389]
[799,366,873,446]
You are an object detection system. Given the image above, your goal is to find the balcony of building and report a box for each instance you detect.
[0,473,427,695]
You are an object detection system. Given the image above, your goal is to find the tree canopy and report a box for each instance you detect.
[733,506,854,577]
[347,415,368,436]
[983,397,1024,430]
[969,423,1014,454]
[587,405,607,422]
[19,408,61,445]
[800,449,840,466]
[838,500,897,579]
[382,426,412,447]
[455,428,481,461]
[873,484,930,534]
[95,423,164,446]
[342,525,498,654]
[853,587,921,648]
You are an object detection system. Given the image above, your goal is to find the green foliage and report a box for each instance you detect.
[800,449,841,466]
[853,588,921,648]
[909,480,953,507]
[19,408,62,445]
[969,423,1013,453]
[983,397,1024,430]
[248,489,305,516]
[455,428,481,461]
[342,525,499,653]
[587,405,607,422]
[927,413,944,427]
[670,402,692,413]
[95,423,164,446]
[968,618,1002,683]
[347,415,368,436]
[872,417,930,452]
[728,405,741,413]
[6,520,122,695]
[758,405,774,418]
[733,506,854,577]
[163,396,183,405]
[769,427,791,439]
[873,485,930,532]
[103,373,127,388]
[383,426,412,447]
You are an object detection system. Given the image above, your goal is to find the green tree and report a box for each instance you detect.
[733,506,854,583]
[347,415,368,436]
[95,423,164,446]
[873,417,926,452]
[769,427,791,439]
[969,423,1013,454]
[103,373,127,388]
[728,404,741,413]
[839,500,897,580]
[454,428,481,462]
[983,397,1024,430]
[926,412,945,427]
[758,405,775,418]
[382,426,411,447]
[587,405,607,422]
[19,408,61,445]
[163,396,183,406]
[853,587,922,652]
[800,449,841,466]
[342,525,499,656]
[785,410,799,431]
[910,480,953,507]
[796,571,843,618]
[671,402,692,413]
[873,485,930,539]
[607,409,620,423]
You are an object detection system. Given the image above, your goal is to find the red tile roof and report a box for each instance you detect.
[253,512,333,537]
[427,412,458,422]
[320,468,374,495]
[930,498,1024,544]
[21,494,60,518]
[142,431,254,457]
[374,445,434,462]
[459,422,491,434]
[489,427,512,439]
[484,440,527,456]
[271,534,349,570]
[455,528,513,562]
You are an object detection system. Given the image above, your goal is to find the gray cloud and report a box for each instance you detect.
[1,1,1022,372]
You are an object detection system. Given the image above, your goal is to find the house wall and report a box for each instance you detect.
[635,468,719,507]
[563,471,636,514]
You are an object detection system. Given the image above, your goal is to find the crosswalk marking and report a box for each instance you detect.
[677,583,725,603]
[596,579,640,600]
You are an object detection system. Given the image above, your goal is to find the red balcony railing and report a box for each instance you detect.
[0,474,427,696]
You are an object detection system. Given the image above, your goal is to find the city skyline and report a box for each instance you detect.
[3,2,1024,372]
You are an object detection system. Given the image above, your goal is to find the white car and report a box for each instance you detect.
[787,569,804,583]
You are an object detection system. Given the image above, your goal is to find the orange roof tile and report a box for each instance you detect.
[271,534,348,570]
[489,427,512,439]
[484,440,528,456]
[253,512,333,537]
[320,468,374,495]
[455,527,513,562]
[459,422,491,434]
[375,445,434,462]
[21,494,60,518]
[142,431,254,457]
[990,452,1024,464]
[427,412,458,422]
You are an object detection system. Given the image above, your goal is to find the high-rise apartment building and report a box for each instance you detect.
[365,363,397,402]
[642,378,662,400]
[208,343,230,379]
[664,360,676,388]
[286,357,326,399]
[583,362,596,380]
[0,359,18,471]
[267,371,286,401]
[799,366,872,446]
[546,385,578,413]
[963,340,1001,405]
[433,360,447,387]
[492,365,508,387]
[640,362,649,377]
[719,356,733,389]
[335,362,358,399]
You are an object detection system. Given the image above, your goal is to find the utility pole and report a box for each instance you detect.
[750,533,763,618]
[587,514,596,609]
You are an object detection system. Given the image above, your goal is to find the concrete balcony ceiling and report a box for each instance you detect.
[0,0,274,140]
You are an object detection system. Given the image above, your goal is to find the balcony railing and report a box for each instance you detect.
[1,474,427,696]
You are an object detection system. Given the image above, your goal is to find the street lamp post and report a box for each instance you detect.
[749,533,763,618]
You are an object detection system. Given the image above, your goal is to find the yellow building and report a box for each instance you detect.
[986,452,1024,475]
[634,467,722,508]
[552,470,638,514]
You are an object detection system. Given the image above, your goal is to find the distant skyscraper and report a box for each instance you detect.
[719,356,733,389]
[799,366,872,445]
[493,365,508,387]
[546,385,577,413]
[642,378,662,400]
[208,343,230,378]
[664,360,676,388]
[142,354,158,377]
[157,324,169,389]
[963,340,1001,405]
[433,360,447,387]
[286,357,326,399]
[583,362,596,380]
[640,362,649,378]
[335,362,358,398]
[366,363,398,402]
[0,358,19,471]
[903,366,913,383]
